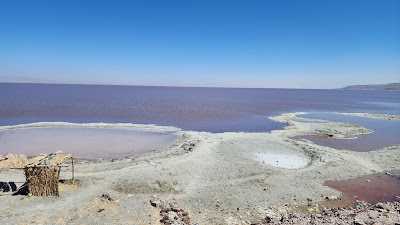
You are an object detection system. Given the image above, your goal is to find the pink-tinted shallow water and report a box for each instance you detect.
[324,171,400,208]
[297,113,400,151]
[0,127,180,159]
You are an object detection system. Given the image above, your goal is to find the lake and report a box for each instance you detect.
[1,83,399,132]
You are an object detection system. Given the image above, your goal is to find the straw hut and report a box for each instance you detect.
[23,151,73,196]
[24,165,60,196]
[1,151,73,196]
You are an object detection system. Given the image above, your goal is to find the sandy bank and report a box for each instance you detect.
[0,112,399,224]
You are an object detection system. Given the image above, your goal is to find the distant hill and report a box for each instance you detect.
[341,82,400,90]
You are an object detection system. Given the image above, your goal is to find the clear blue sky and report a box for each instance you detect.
[0,0,399,88]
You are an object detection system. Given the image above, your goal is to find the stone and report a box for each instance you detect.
[161,207,171,213]
[182,216,190,224]
[150,198,162,208]
[100,194,114,202]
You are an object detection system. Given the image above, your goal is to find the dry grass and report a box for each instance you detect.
[59,179,79,192]
[0,154,28,170]
[0,152,72,171]
[28,152,73,166]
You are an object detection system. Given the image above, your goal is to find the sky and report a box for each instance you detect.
[0,0,399,89]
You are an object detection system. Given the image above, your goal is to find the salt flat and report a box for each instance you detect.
[0,112,399,224]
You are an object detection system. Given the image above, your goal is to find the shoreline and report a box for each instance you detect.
[0,112,399,224]
[0,121,182,132]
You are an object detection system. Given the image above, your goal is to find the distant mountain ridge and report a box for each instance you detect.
[341,82,400,90]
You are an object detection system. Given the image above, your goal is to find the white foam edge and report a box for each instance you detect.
[0,121,181,132]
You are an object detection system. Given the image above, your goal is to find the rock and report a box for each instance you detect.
[97,208,105,213]
[161,207,171,213]
[253,201,400,224]
[171,207,179,212]
[182,216,190,224]
[375,203,391,211]
[150,197,191,225]
[307,198,313,206]
[354,219,366,225]
[160,216,168,223]
[264,216,272,223]
[150,198,162,208]
[326,195,338,201]
[382,218,394,224]
[100,194,114,202]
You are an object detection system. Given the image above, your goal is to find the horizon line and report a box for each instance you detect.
[0,81,341,90]
[1,81,398,91]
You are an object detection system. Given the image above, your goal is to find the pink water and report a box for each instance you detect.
[0,127,179,159]
[324,171,400,208]
[1,83,399,132]
[297,113,400,151]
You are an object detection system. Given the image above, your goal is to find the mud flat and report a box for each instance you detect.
[0,113,399,224]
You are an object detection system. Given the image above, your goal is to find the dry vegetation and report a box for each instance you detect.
[25,165,60,196]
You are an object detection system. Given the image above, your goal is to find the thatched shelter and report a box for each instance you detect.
[1,151,74,196]
[24,165,60,196]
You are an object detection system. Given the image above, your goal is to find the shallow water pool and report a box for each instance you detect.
[0,127,180,159]
[297,113,400,151]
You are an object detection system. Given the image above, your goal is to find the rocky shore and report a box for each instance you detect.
[255,201,400,225]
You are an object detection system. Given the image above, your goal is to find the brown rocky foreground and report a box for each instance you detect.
[148,199,400,225]
[254,201,400,225]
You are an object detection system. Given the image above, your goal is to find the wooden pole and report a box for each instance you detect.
[71,157,75,183]
[58,166,61,180]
